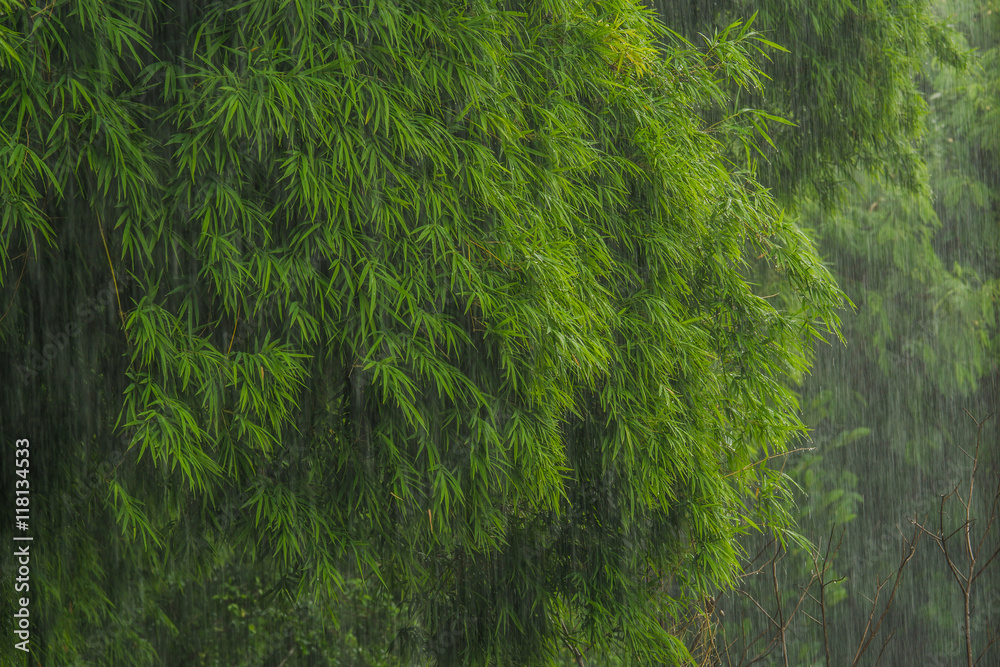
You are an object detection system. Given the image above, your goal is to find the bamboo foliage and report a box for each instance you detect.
[1,0,844,663]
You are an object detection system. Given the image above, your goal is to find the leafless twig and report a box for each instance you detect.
[912,412,997,667]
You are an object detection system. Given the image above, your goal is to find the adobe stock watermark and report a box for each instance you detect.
[922,596,1000,667]
[853,513,919,572]
[12,437,33,654]
[425,614,480,659]
[65,432,132,507]
[212,439,316,534]
[18,274,132,378]
[920,561,1000,666]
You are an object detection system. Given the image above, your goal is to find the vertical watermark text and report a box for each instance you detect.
[12,437,32,653]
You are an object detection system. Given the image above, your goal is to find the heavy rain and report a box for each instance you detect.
[0,1,997,665]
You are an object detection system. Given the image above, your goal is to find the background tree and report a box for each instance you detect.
[787,1,1000,660]
[640,1,998,664]
[650,0,965,206]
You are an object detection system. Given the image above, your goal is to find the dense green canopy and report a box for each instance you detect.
[0,1,849,663]
[10,0,992,664]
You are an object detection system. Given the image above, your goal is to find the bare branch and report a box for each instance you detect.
[851,522,921,666]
